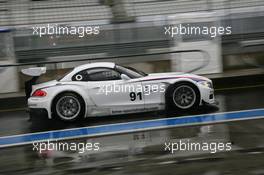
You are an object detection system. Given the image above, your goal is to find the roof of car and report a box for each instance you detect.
[59,62,117,81]
[74,62,116,72]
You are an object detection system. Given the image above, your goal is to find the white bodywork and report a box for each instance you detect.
[27,62,215,119]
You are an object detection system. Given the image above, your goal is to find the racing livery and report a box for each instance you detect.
[25,62,215,121]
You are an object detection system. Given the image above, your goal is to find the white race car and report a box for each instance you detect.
[25,62,215,121]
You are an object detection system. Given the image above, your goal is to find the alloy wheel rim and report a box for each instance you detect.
[173,85,196,109]
[56,96,81,120]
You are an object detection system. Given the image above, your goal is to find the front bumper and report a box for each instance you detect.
[198,85,215,105]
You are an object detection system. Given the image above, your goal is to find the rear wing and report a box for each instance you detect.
[21,67,46,76]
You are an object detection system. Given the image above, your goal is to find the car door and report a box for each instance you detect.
[72,68,144,116]
[142,81,166,111]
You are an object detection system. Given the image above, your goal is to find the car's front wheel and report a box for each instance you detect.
[166,82,200,110]
[52,92,85,122]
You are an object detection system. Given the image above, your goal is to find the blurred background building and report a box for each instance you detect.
[0,0,264,93]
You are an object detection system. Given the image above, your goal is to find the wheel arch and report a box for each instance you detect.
[165,80,201,108]
[51,90,87,118]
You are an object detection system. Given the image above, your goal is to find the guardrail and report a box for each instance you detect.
[0,50,210,74]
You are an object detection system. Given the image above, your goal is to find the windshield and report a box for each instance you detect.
[116,65,147,78]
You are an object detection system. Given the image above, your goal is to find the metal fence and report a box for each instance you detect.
[1,0,264,27]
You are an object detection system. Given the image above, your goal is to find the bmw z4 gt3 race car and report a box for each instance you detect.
[24,62,215,121]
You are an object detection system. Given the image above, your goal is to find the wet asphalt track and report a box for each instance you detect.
[0,86,264,174]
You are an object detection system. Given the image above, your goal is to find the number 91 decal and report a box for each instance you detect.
[130,92,142,101]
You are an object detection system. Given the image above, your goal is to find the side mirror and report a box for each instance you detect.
[21,67,46,76]
[121,74,130,81]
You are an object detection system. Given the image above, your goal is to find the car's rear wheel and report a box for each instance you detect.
[53,92,85,121]
[166,82,200,110]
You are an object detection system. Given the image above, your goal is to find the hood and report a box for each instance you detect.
[139,72,210,82]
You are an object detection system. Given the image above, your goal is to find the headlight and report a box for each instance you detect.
[198,81,213,88]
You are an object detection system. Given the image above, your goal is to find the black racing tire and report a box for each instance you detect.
[165,82,200,111]
[52,92,85,122]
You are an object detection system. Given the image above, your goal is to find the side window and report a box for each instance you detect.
[72,68,121,81]
[87,68,121,81]
[72,69,89,81]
